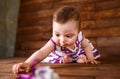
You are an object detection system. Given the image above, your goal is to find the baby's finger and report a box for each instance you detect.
[12,64,17,74]
[17,63,25,73]
[62,55,68,63]
[90,60,100,64]
[26,66,30,73]
[16,63,22,73]
[85,59,90,63]
[94,60,101,64]
[90,61,95,64]
[61,56,65,63]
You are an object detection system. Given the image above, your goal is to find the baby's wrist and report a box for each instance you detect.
[88,57,94,61]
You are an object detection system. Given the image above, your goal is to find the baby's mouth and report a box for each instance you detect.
[60,44,67,47]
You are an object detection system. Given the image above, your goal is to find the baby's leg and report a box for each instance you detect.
[76,54,87,63]
[62,55,72,63]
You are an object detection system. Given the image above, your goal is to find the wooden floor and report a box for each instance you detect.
[0,57,120,79]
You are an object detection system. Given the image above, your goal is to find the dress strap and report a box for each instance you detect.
[50,38,56,50]
[78,31,84,42]
[50,38,56,45]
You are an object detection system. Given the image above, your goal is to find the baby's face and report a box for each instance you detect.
[52,20,79,48]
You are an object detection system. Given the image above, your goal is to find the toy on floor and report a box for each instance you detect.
[17,60,59,79]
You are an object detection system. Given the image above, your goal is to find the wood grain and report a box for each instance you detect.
[15,0,120,58]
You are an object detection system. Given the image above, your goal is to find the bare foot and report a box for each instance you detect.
[62,55,72,63]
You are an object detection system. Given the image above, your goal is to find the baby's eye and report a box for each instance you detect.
[66,35,72,38]
[55,33,60,37]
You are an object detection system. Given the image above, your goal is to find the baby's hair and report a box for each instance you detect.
[53,5,80,24]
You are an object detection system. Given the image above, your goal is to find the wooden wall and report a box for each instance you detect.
[14,0,120,58]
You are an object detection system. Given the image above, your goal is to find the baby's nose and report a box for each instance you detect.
[60,36,66,43]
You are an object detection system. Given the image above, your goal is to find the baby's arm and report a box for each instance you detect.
[12,40,54,74]
[25,40,54,65]
[81,37,100,64]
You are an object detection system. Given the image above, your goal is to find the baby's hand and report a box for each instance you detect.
[62,55,72,63]
[86,59,101,64]
[77,54,87,63]
[77,54,101,64]
[12,62,31,74]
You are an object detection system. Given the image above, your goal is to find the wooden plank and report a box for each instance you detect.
[55,0,89,3]
[98,47,120,58]
[89,0,104,2]
[54,69,120,77]
[53,0,93,11]
[0,73,17,79]
[16,40,47,49]
[81,20,96,29]
[1,57,120,79]
[78,3,95,11]
[17,32,51,42]
[100,57,120,64]
[80,11,95,21]
[19,9,53,19]
[14,50,36,57]
[20,2,53,13]
[16,0,120,58]
[83,27,120,37]
[95,0,120,11]
[21,0,52,7]
[53,0,89,5]
[53,1,94,11]
[17,25,52,35]
[96,18,120,28]
[96,76,120,79]
[19,16,52,27]
[39,63,98,70]
[60,76,94,79]
[85,38,97,47]
[0,57,25,64]
[98,64,120,71]
[0,63,14,73]
[19,10,53,21]
[97,37,120,47]
[95,8,120,19]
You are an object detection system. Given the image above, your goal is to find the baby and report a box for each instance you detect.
[12,5,100,74]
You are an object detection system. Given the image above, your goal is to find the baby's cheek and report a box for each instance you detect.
[52,37,60,45]
[69,40,76,44]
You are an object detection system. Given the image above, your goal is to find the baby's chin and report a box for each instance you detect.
[60,45,69,48]
[60,44,67,47]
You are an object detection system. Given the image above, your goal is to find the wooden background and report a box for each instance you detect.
[14,0,120,59]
